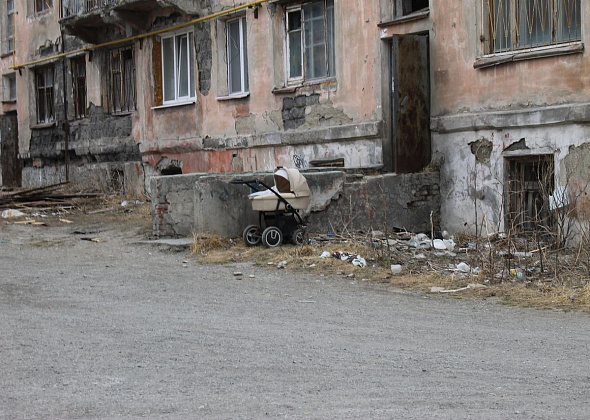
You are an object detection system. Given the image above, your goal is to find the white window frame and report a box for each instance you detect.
[226,16,249,96]
[7,0,14,53]
[161,30,195,105]
[285,0,335,84]
[3,73,16,102]
[482,0,581,55]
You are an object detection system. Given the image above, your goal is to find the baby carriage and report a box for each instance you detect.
[230,167,311,247]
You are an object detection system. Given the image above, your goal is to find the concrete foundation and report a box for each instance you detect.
[151,170,440,238]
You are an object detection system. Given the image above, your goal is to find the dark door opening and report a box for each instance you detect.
[1,112,21,187]
[390,33,431,173]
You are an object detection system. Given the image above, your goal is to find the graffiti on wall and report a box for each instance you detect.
[292,154,308,169]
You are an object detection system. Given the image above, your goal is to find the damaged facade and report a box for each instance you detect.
[1,0,589,237]
[1,0,386,193]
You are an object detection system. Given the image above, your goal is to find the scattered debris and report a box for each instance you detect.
[0,183,102,213]
[233,272,243,276]
[430,283,487,293]
[391,264,402,275]
[81,238,101,243]
[59,218,73,224]
[2,209,26,218]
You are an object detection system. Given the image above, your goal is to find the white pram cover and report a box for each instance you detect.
[248,168,311,211]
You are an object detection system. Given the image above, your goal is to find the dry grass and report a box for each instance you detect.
[189,232,590,312]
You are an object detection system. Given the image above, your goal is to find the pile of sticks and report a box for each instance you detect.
[0,183,102,213]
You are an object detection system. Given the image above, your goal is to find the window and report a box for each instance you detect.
[3,73,16,102]
[7,0,14,53]
[394,0,429,17]
[506,155,554,233]
[484,0,581,54]
[227,16,249,95]
[71,56,87,119]
[286,0,335,83]
[161,31,195,104]
[35,0,52,13]
[108,47,136,113]
[35,66,54,123]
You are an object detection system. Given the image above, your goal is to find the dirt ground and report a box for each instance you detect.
[2,196,590,419]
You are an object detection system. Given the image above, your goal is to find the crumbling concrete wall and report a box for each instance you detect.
[309,172,440,234]
[151,173,207,237]
[151,170,440,238]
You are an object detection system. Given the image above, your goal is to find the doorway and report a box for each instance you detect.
[390,33,431,173]
[1,112,21,187]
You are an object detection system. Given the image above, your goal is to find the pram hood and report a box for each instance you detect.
[274,168,311,197]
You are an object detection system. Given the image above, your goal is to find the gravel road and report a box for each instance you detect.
[1,210,590,419]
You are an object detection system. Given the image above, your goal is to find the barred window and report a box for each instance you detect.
[484,0,581,54]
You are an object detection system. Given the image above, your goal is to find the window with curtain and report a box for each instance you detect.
[161,31,195,104]
[36,66,54,123]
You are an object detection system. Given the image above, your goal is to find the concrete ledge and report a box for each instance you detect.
[142,121,382,155]
[431,102,590,134]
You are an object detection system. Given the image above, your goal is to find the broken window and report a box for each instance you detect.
[35,65,54,123]
[483,0,581,54]
[34,0,52,13]
[286,0,335,82]
[227,16,249,95]
[71,56,87,119]
[3,73,16,102]
[394,0,429,17]
[108,47,136,113]
[160,30,195,104]
[506,155,555,234]
[6,0,14,53]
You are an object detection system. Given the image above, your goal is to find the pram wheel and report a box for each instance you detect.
[262,226,283,248]
[291,228,306,246]
[242,225,262,246]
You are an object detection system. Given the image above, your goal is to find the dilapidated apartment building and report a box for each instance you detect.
[1,0,589,236]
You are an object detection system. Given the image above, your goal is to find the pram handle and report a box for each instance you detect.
[229,178,257,185]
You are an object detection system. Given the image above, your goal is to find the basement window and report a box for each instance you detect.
[506,155,554,234]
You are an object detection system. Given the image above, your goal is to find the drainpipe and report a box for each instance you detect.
[61,28,70,182]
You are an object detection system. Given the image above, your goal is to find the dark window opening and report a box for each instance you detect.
[34,0,52,13]
[506,155,554,235]
[108,47,136,114]
[402,0,428,15]
[71,56,87,119]
[35,65,54,124]
[160,167,183,176]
